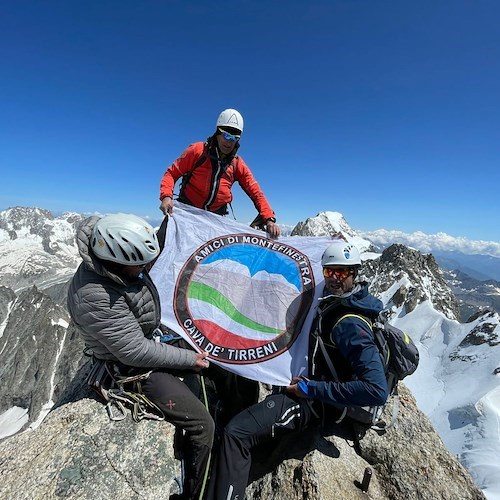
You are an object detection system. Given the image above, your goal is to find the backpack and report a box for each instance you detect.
[316,311,419,433]
[371,315,419,385]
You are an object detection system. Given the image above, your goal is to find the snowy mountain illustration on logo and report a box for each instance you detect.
[174,234,315,363]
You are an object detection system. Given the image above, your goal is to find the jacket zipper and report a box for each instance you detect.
[203,159,223,210]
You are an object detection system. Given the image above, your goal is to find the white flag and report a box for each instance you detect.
[150,204,331,386]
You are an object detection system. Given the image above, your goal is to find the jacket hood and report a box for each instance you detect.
[76,216,127,286]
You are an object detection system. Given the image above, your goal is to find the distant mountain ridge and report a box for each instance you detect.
[358,234,500,319]
[432,250,500,281]
[444,269,500,321]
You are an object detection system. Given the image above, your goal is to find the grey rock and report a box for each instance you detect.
[0,286,86,421]
[0,391,179,500]
[41,278,73,307]
[0,383,484,500]
[0,285,16,326]
[363,244,460,321]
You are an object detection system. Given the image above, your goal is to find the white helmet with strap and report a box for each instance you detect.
[321,241,361,267]
[216,108,244,133]
[91,213,160,265]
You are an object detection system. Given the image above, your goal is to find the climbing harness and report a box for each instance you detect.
[86,358,165,422]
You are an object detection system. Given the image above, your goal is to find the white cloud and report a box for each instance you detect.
[359,229,500,258]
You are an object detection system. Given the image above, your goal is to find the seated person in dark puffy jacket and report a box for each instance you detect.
[67,213,214,500]
[206,240,389,500]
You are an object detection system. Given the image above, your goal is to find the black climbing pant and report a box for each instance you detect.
[140,370,214,500]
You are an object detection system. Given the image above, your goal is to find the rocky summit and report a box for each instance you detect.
[0,374,485,500]
[363,243,460,321]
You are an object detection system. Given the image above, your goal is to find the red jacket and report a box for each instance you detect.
[159,141,276,221]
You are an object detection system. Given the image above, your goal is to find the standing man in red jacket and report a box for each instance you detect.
[159,108,280,239]
[157,109,279,428]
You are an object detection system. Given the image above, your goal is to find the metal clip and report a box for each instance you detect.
[105,400,127,421]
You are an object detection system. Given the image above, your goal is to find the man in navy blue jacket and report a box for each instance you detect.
[206,240,389,500]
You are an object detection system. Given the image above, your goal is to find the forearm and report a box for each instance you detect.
[306,379,388,407]
[159,170,177,200]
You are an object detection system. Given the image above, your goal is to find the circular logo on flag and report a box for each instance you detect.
[174,234,315,364]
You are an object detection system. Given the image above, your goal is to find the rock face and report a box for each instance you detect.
[0,378,485,500]
[0,285,16,326]
[0,384,179,499]
[363,244,460,321]
[247,385,485,500]
[0,285,86,425]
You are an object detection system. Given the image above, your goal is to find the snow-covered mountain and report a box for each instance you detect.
[291,211,373,250]
[0,207,87,438]
[0,207,84,291]
[292,211,500,500]
[403,307,500,498]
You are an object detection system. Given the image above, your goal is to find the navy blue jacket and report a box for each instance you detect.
[306,284,389,408]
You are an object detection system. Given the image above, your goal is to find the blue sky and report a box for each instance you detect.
[1,1,499,242]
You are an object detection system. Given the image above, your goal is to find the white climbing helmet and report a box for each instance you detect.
[321,241,361,267]
[91,213,160,265]
[216,108,244,133]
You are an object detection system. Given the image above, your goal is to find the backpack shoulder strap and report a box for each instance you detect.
[333,313,373,332]
[317,336,340,381]
[318,313,373,381]
[334,314,391,370]
[179,143,209,197]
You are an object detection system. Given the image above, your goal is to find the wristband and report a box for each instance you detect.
[297,379,309,397]
[266,217,276,224]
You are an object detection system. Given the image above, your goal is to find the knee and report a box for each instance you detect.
[185,410,215,448]
[224,419,239,438]
[222,418,247,445]
[199,413,215,448]
[205,413,215,438]
[219,421,251,461]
